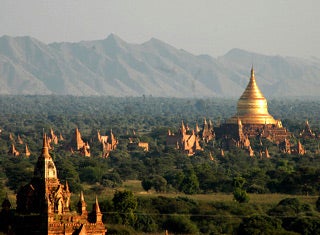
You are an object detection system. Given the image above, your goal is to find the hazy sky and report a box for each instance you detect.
[1,0,320,58]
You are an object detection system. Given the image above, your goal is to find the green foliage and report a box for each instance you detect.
[238,215,283,235]
[233,187,250,203]
[134,214,158,232]
[0,181,5,201]
[179,169,200,194]
[316,197,320,212]
[278,198,302,211]
[101,172,122,188]
[148,196,198,215]
[152,175,167,193]
[164,170,184,191]
[233,176,249,203]
[288,216,320,235]
[106,224,138,235]
[163,215,199,234]
[79,166,101,183]
[141,177,153,192]
[1,96,320,197]
[141,175,168,193]
[2,96,320,233]
[269,198,310,217]
[3,158,34,192]
[233,176,246,188]
[112,190,138,225]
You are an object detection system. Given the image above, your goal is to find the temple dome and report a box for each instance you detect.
[227,66,278,125]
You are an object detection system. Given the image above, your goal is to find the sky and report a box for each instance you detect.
[1,0,320,58]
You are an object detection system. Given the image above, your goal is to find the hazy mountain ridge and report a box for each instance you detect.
[0,34,319,97]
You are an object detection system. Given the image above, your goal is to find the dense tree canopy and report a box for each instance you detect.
[1,96,320,234]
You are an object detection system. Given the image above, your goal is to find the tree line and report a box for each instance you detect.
[1,95,320,234]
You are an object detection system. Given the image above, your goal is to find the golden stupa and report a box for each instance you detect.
[228,66,278,125]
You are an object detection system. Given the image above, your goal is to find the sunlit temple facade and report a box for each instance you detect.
[5,133,106,235]
[71,128,91,157]
[166,121,203,156]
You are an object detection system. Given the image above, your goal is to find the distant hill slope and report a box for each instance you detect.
[0,34,319,97]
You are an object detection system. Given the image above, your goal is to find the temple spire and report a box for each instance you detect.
[42,132,50,158]
[204,118,207,125]
[33,131,58,179]
[94,196,101,213]
[265,147,271,158]
[180,120,186,135]
[25,144,31,157]
[195,122,200,133]
[65,180,70,193]
[77,191,87,217]
[89,195,103,223]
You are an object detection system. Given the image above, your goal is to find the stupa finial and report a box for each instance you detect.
[251,64,255,79]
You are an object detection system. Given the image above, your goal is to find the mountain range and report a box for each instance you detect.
[0,34,319,97]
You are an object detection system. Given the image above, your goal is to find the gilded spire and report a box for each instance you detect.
[228,66,277,125]
[251,65,255,78]
[240,65,264,100]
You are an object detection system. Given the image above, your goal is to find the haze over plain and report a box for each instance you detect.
[1,0,320,97]
[1,0,320,58]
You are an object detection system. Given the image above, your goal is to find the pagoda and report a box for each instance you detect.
[166,121,203,156]
[227,67,278,125]
[216,66,289,145]
[14,133,106,234]
[299,120,316,139]
[71,128,91,157]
